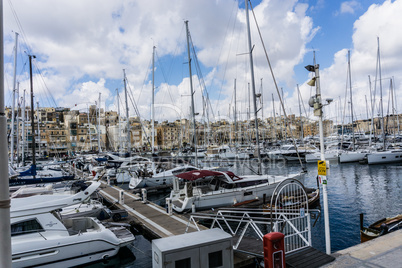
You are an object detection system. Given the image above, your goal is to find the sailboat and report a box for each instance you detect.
[365,38,402,164]
[10,55,75,186]
[339,50,370,163]
[169,2,302,212]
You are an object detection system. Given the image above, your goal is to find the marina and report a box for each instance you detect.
[2,0,402,267]
[77,158,401,267]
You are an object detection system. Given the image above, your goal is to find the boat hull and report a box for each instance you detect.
[339,152,367,163]
[171,175,296,212]
[9,175,75,187]
[12,234,122,268]
[360,228,380,243]
[367,151,402,164]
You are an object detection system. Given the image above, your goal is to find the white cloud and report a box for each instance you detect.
[4,0,317,122]
[311,0,402,124]
[340,1,361,15]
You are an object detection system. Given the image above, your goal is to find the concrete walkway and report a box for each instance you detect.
[322,229,402,267]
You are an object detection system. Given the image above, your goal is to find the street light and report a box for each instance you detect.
[306,62,332,255]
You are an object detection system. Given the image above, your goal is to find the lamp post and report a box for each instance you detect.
[305,62,331,255]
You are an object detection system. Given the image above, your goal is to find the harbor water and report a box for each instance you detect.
[90,159,402,267]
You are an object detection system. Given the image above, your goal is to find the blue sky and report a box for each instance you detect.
[4,0,401,126]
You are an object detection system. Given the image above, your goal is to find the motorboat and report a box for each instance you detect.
[128,164,199,189]
[366,150,402,164]
[10,181,135,267]
[10,180,89,198]
[60,199,113,221]
[169,170,301,213]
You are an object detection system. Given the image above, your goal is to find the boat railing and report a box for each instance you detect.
[186,207,320,255]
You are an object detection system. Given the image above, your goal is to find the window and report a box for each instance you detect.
[175,257,191,268]
[208,250,223,268]
[11,219,44,236]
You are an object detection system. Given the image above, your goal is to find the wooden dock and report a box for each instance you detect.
[98,182,204,238]
[98,182,257,267]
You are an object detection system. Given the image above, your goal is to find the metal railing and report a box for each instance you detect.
[185,178,321,254]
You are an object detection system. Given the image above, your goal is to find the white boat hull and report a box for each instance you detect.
[171,174,300,213]
[129,165,199,189]
[12,231,121,268]
[305,152,339,163]
[11,182,135,267]
[367,151,402,164]
[339,151,367,163]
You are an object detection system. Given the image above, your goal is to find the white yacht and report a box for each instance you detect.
[112,157,154,183]
[305,150,339,163]
[267,144,316,162]
[11,181,135,267]
[129,164,199,189]
[206,145,249,160]
[169,170,300,213]
[339,149,370,163]
[366,150,402,164]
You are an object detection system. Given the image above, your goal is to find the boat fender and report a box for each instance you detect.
[113,213,122,222]
[380,223,389,235]
[101,254,110,263]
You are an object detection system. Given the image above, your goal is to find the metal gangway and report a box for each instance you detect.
[185,178,320,255]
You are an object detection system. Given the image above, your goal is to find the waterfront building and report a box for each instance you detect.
[6,105,402,154]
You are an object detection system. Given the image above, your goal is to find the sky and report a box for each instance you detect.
[3,0,402,127]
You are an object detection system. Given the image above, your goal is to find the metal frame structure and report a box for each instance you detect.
[185,178,320,255]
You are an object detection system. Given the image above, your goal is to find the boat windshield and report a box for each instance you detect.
[11,218,44,237]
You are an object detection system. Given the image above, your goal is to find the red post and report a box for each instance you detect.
[263,232,285,268]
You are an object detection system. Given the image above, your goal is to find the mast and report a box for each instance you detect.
[152,46,155,154]
[10,32,18,165]
[16,82,20,164]
[116,88,121,151]
[390,79,396,140]
[185,20,198,167]
[377,37,385,149]
[272,93,276,142]
[97,92,101,153]
[37,101,41,157]
[248,82,251,121]
[22,90,25,165]
[347,50,355,150]
[369,75,374,146]
[365,95,369,122]
[260,78,264,119]
[87,103,92,151]
[28,54,36,176]
[297,84,303,142]
[394,77,400,135]
[245,0,262,174]
[279,88,282,140]
[234,79,237,146]
[260,78,265,141]
[123,69,130,153]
